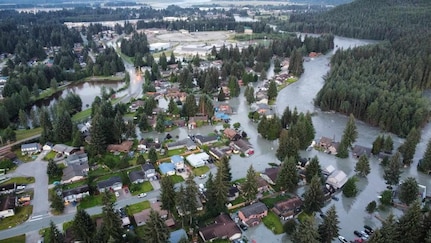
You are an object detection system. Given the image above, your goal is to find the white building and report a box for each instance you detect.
[186,152,210,168]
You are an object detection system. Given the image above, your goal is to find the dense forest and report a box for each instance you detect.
[285,0,431,136]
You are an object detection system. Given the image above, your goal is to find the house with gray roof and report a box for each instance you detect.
[166,138,196,151]
[97,176,122,193]
[129,171,146,184]
[20,143,41,155]
[238,202,268,227]
[194,135,218,146]
[62,185,90,203]
[65,152,88,166]
[142,163,156,180]
[61,162,89,184]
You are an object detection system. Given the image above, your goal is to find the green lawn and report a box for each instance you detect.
[126,200,151,215]
[63,220,73,231]
[43,151,57,161]
[170,175,185,184]
[192,166,209,176]
[230,196,246,206]
[13,149,35,162]
[297,211,313,222]
[0,234,25,243]
[89,165,112,177]
[0,206,33,230]
[15,127,42,141]
[72,108,92,122]
[77,195,103,210]
[130,181,153,196]
[261,194,291,208]
[62,180,87,190]
[262,211,284,234]
[0,177,35,186]
[166,148,186,157]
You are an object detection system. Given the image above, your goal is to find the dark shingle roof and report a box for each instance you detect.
[239,202,268,218]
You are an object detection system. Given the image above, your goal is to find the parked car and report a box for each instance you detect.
[364,225,374,234]
[137,193,147,198]
[16,185,26,190]
[199,174,207,179]
[364,228,372,235]
[239,224,248,231]
[332,196,339,201]
[360,231,369,239]
[319,213,326,218]
[354,231,363,238]
[115,191,120,197]
[338,235,348,243]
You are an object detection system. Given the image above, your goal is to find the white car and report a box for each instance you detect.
[338,236,348,243]
[115,192,120,197]
[137,193,147,198]
[16,185,26,190]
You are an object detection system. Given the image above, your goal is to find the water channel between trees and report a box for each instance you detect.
[34,35,431,242]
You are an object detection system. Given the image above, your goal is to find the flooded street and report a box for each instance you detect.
[139,35,431,242]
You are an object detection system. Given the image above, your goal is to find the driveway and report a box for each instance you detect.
[12,151,50,219]
[150,180,160,190]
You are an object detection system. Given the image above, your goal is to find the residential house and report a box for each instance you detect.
[217,104,233,114]
[171,155,185,171]
[209,147,228,160]
[318,136,333,149]
[159,163,176,176]
[142,163,156,180]
[129,100,145,112]
[172,119,186,127]
[255,103,274,118]
[0,183,15,195]
[133,202,168,226]
[213,112,230,122]
[0,195,16,218]
[224,128,241,141]
[230,139,254,156]
[61,162,89,184]
[107,141,133,153]
[227,186,240,202]
[97,176,122,193]
[52,144,78,156]
[20,143,41,155]
[129,171,146,184]
[272,197,303,220]
[188,115,209,129]
[238,202,268,226]
[199,214,241,242]
[194,135,218,146]
[326,170,348,190]
[77,122,91,135]
[65,152,88,166]
[257,177,270,192]
[186,152,209,168]
[62,185,90,204]
[43,142,54,151]
[166,138,196,151]
[260,167,280,185]
[352,145,372,158]
[297,158,310,170]
[169,229,188,243]
[138,139,162,151]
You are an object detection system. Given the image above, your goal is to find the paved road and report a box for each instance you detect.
[11,151,50,219]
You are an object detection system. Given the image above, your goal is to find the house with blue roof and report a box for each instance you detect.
[171,155,185,171]
[169,229,188,243]
[159,163,176,176]
[214,112,230,122]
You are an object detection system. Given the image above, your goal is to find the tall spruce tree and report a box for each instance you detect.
[399,127,421,166]
[337,114,358,158]
[395,201,423,242]
[101,192,124,242]
[355,154,371,177]
[372,135,384,155]
[72,209,96,243]
[160,176,176,216]
[318,205,340,243]
[267,80,278,100]
[303,175,325,214]
[305,156,322,183]
[47,221,64,243]
[398,177,419,206]
[213,162,229,214]
[419,138,431,173]
[276,156,299,192]
[292,217,320,243]
[221,156,232,182]
[384,152,402,187]
[368,214,397,243]
[242,165,258,202]
[142,210,170,243]
[90,113,107,155]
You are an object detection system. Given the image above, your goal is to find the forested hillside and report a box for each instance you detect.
[286,0,431,137]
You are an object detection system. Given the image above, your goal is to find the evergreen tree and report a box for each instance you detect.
[384,152,402,187]
[142,210,170,243]
[395,201,423,242]
[213,162,229,214]
[221,156,232,182]
[383,136,394,153]
[303,175,325,214]
[371,135,384,155]
[217,89,226,101]
[71,127,83,147]
[318,205,340,243]
[113,111,125,143]
[160,176,176,216]
[47,159,62,178]
[184,176,199,225]
[368,214,397,243]
[90,113,107,155]
[167,98,179,116]
[355,154,371,177]
[342,177,358,197]
[204,173,218,217]
[159,52,168,71]
[18,109,27,128]
[101,192,124,242]
[267,80,278,100]
[305,156,322,183]
[275,156,299,192]
[72,209,96,243]
[155,112,166,133]
[228,76,240,97]
[148,148,158,164]
[276,129,289,161]
[242,165,258,202]
[292,217,320,243]
[398,177,419,206]
[288,48,304,76]
[245,86,255,104]
[182,94,198,118]
[47,221,64,243]
[337,114,358,158]
[366,201,377,214]
[50,193,65,214]
[419,139,431,173]
[399,127,421,166]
